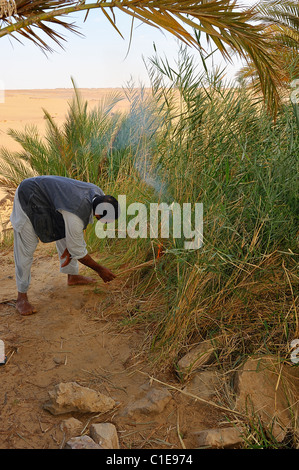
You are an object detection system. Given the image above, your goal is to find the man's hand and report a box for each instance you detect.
[98,266,116,283]
[77,254,116,283]
[61,248,72,268]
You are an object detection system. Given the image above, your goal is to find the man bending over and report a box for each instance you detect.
[10,175,119,316]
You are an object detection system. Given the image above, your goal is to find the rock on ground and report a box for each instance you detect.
[194,427,244,448]
[120,386,172,418]
[53,356,66,366]
[43,382,116,415]
[90,423,119,449]
[183,370,222,400]
[60,418,83,436]
[177,340,216,378]
[64,436,102,449]
[234,355,299,442]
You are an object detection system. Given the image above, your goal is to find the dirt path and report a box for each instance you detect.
[0,194,225,449]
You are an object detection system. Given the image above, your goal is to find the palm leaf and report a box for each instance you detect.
[0,0,81,52]
[0,144,37,190]
[238,1,299,100]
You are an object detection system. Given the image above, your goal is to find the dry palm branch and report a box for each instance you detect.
[0,1,295,114]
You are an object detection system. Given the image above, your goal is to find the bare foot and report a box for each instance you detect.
[16,293,37,316]
[67,275,97,286]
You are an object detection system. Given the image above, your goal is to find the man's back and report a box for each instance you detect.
[17,176,104,242]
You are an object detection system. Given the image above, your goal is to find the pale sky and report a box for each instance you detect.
[1,1,257,90]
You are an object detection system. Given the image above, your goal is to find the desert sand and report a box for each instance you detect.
[0,88,133,199]
[0,88,132,152]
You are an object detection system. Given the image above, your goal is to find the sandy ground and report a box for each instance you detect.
[0,89,226,450]
[0,243,225,449]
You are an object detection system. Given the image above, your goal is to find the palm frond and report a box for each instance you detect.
[0,144,38,190]
[238,0,299,99]
[0,0,81,52]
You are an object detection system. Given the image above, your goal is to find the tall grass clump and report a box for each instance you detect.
[139,46,299,369]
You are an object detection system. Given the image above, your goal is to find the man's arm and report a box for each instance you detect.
[60,247,116,283]
[59,211,116,283]
[77,254,116,282]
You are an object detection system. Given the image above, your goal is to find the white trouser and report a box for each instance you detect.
[55,239,79,276]
[14,218,78,293]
